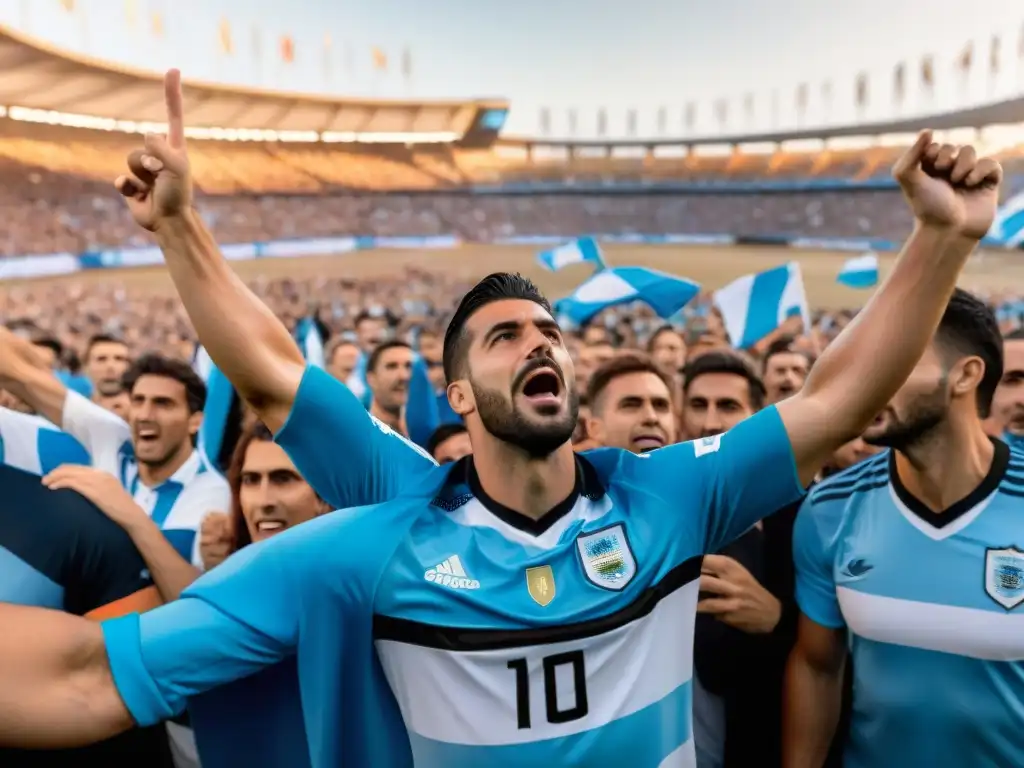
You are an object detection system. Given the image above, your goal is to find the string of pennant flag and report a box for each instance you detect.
[536,21,1024,136]
[56,1,413,73]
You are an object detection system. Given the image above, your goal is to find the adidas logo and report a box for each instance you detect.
[424,555,480,590]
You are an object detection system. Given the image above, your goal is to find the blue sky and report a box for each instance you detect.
[0,0,1022,136]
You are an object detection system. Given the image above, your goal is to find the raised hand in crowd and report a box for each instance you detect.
[199,511,234,571]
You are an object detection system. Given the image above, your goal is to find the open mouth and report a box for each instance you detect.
[136,427,160,443]
[632,434,666,451]
[520,368,562,405]
[254,520,287,535]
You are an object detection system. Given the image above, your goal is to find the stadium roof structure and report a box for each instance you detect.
[0,25,507,138]
[501,96,1024,149]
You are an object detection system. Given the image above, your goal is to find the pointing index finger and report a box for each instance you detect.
[164,68,185,148]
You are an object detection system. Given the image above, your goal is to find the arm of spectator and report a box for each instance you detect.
[0,326,72,428]
[777,133,1001,486]
[782,615,847,768]
[783,493,848,768]
[44,465,201,602]
[405,355,441,449]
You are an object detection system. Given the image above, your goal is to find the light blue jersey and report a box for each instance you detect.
[103,402,802,768]
[794,441,1024,768]
[0,407,89,475]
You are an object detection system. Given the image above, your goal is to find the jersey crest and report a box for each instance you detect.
[526,565,556,607]
[985,546,1024,610]
[576,524,636,591]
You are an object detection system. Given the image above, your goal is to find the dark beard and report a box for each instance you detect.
[472,382,579,459]
[863,380,948,452]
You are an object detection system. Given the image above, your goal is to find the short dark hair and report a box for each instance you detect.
[367,340,413,374]
[122,353,207,413]
[85,333,128,360]
[683,349,766,411]
[442,272,551,383]
[646,325,683,352]
[325,336,358,362]
[763,335,815,372]
[587,353,673,410]
[32,335,63,359]
[936,288,1003,418]
[426,423,468,459]
[355,310,389,329]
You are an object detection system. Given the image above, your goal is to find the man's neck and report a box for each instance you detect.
[896,419,994,513]
[370,400,405,435]
[472,441,577,521]
[137,444,194,487]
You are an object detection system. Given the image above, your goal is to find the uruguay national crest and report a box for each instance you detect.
[577,524,636,591]
[985,547,1024,610]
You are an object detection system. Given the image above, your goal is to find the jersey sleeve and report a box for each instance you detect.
[274,364,438,510]
[792,496,845,629]
[636,405,804,553]
[0,407,89,476]
[102,535,302,726]
[61,390,132,476]
[62,490,162,618]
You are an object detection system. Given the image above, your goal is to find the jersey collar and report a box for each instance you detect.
[433,453,606,536]
[889,437,1008,529]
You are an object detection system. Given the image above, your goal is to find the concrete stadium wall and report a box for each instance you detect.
[31,244,1024,310]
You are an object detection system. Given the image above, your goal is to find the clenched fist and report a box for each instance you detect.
[893,130,1002,241]
[115,69,193,231]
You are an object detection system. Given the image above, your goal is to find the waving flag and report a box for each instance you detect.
[295,316,326,368]
[992,191,1024,248]
[555,267,700,325]
[192,345,237,474]
[537,237,606,273]
[837,253,879,289]
[715,262,810,349]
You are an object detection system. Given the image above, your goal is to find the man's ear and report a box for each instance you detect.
[951,356,984,402]
[448,380,476,417]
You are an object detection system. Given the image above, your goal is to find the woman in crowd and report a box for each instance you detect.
[192,420,331,768]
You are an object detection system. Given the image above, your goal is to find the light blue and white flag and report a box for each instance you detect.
[192,345,236,473]
[295,316,326,369]
[715,262,810,349]
[837,252,879,289]
[537,237,606,273]
[990,190,1024,248]
[554,266,700,325]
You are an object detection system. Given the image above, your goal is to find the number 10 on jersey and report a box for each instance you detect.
[507,651,589,729]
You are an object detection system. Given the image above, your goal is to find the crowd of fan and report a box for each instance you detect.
[3,126,1003,257]
[1,168,915,258]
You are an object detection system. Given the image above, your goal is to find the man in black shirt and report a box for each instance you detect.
[0,463,172,767]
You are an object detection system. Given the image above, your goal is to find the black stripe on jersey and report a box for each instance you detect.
[373,554,702,652]
[810,478,889,506]
[806,454,888,506]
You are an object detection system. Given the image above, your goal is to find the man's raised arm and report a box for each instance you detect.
[113,70,301,432]
[778,131,1001,485]
[112,70,438,508]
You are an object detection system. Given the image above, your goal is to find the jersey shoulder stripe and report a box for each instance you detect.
[807,452,888,506]
[996,444,1024,498]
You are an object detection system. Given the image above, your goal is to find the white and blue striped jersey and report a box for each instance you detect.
[102,404,803,768]
[794,440,1024,768]
[0,406,89,475]
[61,390,229,567]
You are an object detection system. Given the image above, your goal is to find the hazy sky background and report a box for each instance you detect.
[0,0,1022,136]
